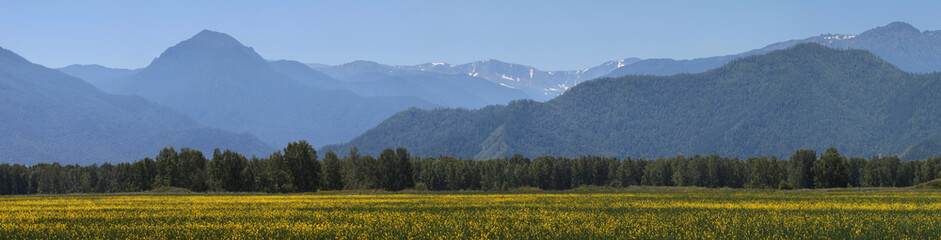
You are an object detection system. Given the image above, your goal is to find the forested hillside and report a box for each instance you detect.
[326,43,941,160]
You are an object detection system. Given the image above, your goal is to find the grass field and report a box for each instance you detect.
[2,189,940,239]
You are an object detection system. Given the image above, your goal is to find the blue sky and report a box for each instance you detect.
[1,1,939,70]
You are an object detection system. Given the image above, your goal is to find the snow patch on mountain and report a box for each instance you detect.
[500,74,515,81]
[823,35,857,40]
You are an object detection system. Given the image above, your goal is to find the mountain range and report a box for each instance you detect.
[0,46,272,165]
[28,21,941,163]
[61,22,941,104]
[606,21,941,77]
[110,30,436,148]
[324,43,941,160]
[275,60,531,108]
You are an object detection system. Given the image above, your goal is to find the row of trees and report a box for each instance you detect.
[2,146,940,195]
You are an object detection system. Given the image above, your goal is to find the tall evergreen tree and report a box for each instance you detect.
[788,149,816,189]
[395,148,415,190]
[845,157,868,187]
[209,149,249,192]
[813,147,848,188]
[321,150,343,191]
[283,141,320,192]
[377,149,398,190]
[154,147,181,188]
[132,158,156,191]
[746,157,784,189]
[178,148,209,192]
[862,156,899,187]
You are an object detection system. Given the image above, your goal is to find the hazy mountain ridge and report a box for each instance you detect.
[325,43,941,160]
[275,60,529,108]
[64,22,938,104]
[0,46,273,165]
[607,22,941,77]
[114,30,436,148]
[57,64,139,92]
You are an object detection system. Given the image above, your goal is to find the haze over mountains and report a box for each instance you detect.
[606,22,941,77]
[325,44,941,160]
[277,60,531,108]
[111,30,435,148]
[61,22,941,104]
[5,21,937,164]
[0,47,271,165]
[58,64,139,92]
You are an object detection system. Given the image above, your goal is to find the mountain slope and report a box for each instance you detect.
[0,46,272,165]
[899,137,941,161]
[268,60,342,90]
[58,64,139,91]
[114,30,435,147]
[300,60,530,108]
[325,44,941,159]
[607,22,941,77]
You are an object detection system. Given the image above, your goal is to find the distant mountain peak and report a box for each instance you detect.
[865,21,921,35]
[144,30,264,69]
[479,59,507,64]
[885,21,917,29]
[181,30,245,48]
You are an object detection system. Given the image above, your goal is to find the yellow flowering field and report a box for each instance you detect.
[1,192,940,239]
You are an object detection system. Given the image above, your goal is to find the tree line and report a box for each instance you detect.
[2,144,940,195]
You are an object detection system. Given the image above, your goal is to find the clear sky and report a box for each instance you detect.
[1,0,939,70]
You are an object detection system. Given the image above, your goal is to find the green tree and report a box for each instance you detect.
[787,149,816,189]
[283,141,320,192]
[641,159,672,186]
[208,149,249,192]
[845,157,867,187]
[178,148,209,192]
[862,156,899,187]
[615,158,638,187]
[746,157,784,189]
[813,147,848,188]
[376,148,414,191]
[377,149,398,190]
[153,147,181,188]
[897,160,916,187]
[321,150,343,191]
[395,148,415,190]
[132,158,157,191]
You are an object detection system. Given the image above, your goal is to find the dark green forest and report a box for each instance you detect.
[2,142,940,195]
